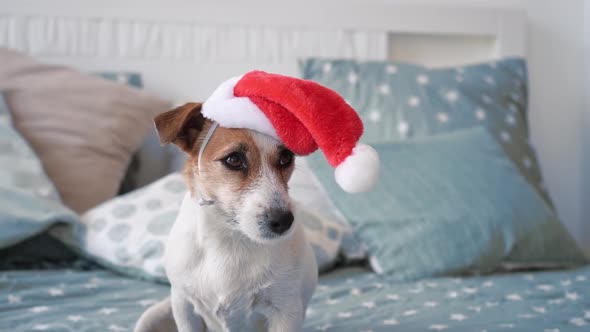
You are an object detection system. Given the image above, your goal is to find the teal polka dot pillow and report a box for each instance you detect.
[300,58,551,205]
[53,169,361,282]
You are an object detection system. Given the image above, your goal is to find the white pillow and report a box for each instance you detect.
[52,174,184,281]
[290,158,366,262]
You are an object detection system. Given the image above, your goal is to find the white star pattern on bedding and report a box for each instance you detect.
[2,267,590,331]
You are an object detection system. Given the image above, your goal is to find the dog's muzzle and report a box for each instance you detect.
[262,209,294,236]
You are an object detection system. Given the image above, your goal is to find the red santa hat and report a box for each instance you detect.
[202,70,380,193]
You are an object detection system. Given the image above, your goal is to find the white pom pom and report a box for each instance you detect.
[334,143,380,193]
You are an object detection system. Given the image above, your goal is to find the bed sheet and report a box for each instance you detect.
[1,265,589,331]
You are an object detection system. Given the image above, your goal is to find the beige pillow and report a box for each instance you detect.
[0,48,172,213]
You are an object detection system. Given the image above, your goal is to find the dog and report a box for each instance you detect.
[135,102,318,332]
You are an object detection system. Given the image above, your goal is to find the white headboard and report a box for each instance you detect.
[0,0,526,104]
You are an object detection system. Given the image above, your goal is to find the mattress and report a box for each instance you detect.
[1,265,589,331]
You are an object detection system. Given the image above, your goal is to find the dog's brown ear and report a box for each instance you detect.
[154,102,206,153]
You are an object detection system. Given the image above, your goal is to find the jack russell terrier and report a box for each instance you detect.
[134,71,379,332]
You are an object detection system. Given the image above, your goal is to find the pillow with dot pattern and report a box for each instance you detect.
[300,57,551,205]
[0,95,78,250]
[51,168,364,282]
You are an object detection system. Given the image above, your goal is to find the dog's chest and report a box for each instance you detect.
[187,261,275,331]
[195,286,273,332]
[178,248,278,329]
[185,246,272,295]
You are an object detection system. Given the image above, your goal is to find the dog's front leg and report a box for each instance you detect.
[170,288,206,332]
[266,305,304,332]
[215,303,248,332]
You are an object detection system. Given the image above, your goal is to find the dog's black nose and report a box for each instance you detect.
[265,209,294,235]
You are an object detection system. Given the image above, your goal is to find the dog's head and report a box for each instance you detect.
[155,103,296,244]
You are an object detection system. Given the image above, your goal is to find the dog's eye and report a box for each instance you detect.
[223,152,246,171]
[278,149,294,168]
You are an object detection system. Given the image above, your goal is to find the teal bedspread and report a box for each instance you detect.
[1,265,589,331]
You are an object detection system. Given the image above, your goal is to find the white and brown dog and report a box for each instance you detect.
[135,102,318,332]
[135,71,379,332]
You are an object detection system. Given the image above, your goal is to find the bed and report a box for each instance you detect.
[1,1,589,331]
[2,265,590,331]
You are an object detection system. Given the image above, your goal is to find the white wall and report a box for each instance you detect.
[582,1,590,255]
[525,0,587,255]
[498,0,588,256]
